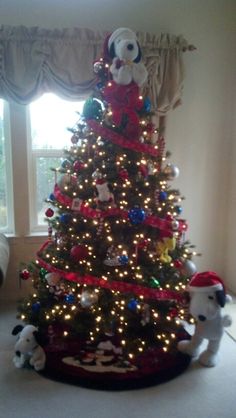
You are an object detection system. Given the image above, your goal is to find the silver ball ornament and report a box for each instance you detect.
[93,61,103,74]
[80,290,98,308]
[172,220,179,230]
[182,260,197,277]
[163,164,180,180]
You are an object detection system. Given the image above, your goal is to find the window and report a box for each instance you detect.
[0,100,13,233]
[0,94,85,236]
[28,94,85,232]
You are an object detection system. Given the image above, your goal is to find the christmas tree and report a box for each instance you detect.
[17,28,198,389]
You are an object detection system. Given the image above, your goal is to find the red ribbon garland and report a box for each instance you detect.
[54,184,187,235]
[37,241,184,302]
[87,119,159,157]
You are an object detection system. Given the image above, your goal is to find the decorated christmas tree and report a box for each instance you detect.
[16,28,198,389]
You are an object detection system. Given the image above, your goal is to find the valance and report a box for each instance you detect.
[0,25,195,113]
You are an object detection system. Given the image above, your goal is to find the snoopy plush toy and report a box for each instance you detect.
[178,271,232,367]
[12,324,46,371]
[107,27,148,86]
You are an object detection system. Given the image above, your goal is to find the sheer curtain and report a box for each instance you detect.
[0,25,195,114]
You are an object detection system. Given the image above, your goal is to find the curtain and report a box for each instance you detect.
[0,25,195,113]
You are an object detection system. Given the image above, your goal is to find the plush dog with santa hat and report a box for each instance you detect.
[178,271,232,367]
[106,27,148,86]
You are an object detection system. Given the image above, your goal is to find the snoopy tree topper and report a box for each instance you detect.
[106,27,148,86]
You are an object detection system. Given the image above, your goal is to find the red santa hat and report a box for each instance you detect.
[188,271,225,293]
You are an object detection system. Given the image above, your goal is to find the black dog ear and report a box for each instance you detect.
[33,330,48,346]
[12,325,24,336]
[134,43,142,63]
[216,290,226,307]
[109,42,116,59]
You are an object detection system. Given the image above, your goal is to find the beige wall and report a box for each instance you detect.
[1,0,236,300]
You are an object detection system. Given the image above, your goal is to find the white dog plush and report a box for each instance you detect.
[107,27,148,86]
[12,324,46,371]
[178,271,232,367]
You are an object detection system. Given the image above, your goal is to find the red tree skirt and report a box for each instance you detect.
[39,329,191,391]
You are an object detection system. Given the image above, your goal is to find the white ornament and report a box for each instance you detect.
[163,164,180,180]
[80,290,98,308]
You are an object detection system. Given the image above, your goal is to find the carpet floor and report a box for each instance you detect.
[1,301,236,418]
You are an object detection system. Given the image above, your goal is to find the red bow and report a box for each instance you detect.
[103,81,143,139]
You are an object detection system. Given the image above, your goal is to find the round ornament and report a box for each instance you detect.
[163,164,180,180]
[143,97,151,112]
[159,191,168,201]
[118,255,129,265]
[19,269,30,281]
[64,293,75,304]
[128,207,146,225]
[73,160,84,172]
[175,206,183,214]
[70,245,89,262]
[93,61,104,74]
[45,208,54,218]
[71,134,79,144]
[39,268,48,279]
[60,213,72,224]
[49,193,55,201]
[61,159,72,170]
[118,168,129,180]
[127,298,138,311]
[83,98,103,121]
[80,290,98,308]
[174,259,183,269]
[32,301,41,313]
[182,259,197,276]
[137,239,148,249]
[172,220,179,230]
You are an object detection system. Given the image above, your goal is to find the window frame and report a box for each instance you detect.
[0,100,14,234]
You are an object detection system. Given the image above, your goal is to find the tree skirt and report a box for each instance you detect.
[39,329,191,390]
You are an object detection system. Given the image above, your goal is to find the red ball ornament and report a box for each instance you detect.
[139,164,148,177]
[19,269,30,280]
[73,160,85,172]
[138,239,148,249]
[174,259,183,269]
[70,245,89,262]
[118,168,129,180]
[45,208,54,218]
[71,134,79,144]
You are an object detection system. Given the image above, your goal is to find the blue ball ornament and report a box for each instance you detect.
[32,301,41,313]
[65,294,75,304]
[60,213,72,224]
[128,299,138,311]
[61,159,71,169]
[96,82,104,90]
[175,206,183,214]
[49,193,55,201]
[118,255,129,265]
[143,97,151,112]
[159,191,168,201]
[128,207,146,225]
